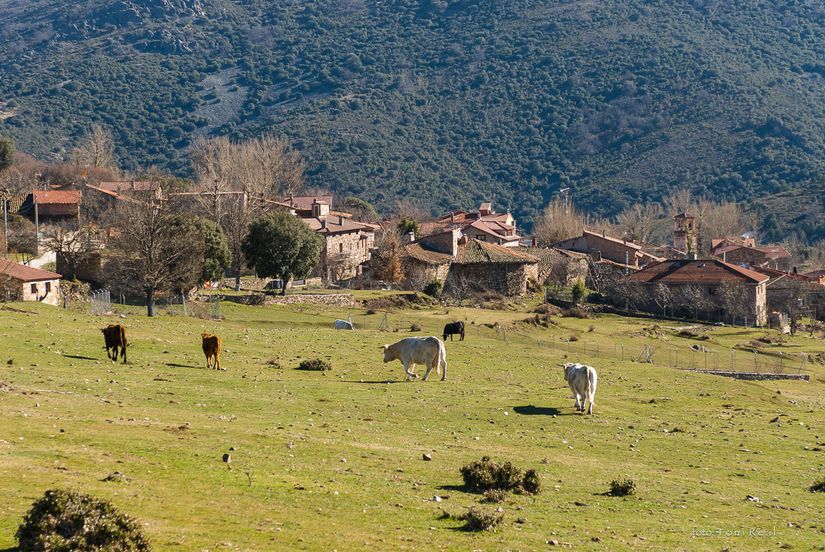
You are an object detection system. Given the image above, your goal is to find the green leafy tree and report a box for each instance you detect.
[242,211,324,295]
[571,279,586,305]
[397,217,419,238]
[343,196,378,222]
[193,218,231,284]
[0,136,14,172]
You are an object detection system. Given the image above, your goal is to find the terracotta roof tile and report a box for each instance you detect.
[629,259,769,285]
[0,260,62,282]
[32,190,81,205]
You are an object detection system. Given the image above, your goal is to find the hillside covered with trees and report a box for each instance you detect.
[0,0,823,236]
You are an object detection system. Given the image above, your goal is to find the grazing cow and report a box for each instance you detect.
[562,362,597,414]
[334,319,354,330]
[442,321,465,341]
[101,324,127,364]
[201,333,223,370]
[382,336,447,381]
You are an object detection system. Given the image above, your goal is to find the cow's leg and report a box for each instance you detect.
[403,362,416,381]
[440,356,447,381]
[121,343,127,364]
[460,332,464,341]
[111,346,118,363]
[422,358,435,381]
[587,391,594,415]
[574,393,582,412]
[216,352,222,371]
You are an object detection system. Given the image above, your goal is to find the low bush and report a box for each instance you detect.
[265,358,281,369]
[16,489,151,552]
[533,303,561,316]
[423,280,443,298]
[461,506,504,532]
[609,479,636,497]
[561,307,590,319]
[410,322,422,332]
[460,456,541,494]
[810,478,825,493]
[482,489,507,503]
[297,358,332,371]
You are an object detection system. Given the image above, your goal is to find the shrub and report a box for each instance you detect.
[522,469,541,494]
[609,479,636,497]
[561,307,590,318]
[461,506,504,532]
[588,324,596,332]
[482,489,507,503]
[297,358,332,371]
[16,489,151,552]
[533,303,561,316]
[410,322,422,332]
[460,456,541,494]
[265,358,281,369]
[568,335,579,342]
[571,279,586,305]
[423,280,442,298]
[810,478,825,493]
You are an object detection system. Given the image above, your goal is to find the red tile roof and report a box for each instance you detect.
[32,190,81,205]
[628,259,769,285]
[0,260,62,282]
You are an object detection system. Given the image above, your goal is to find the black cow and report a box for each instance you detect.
[442,321,465,341]
[101,324,127,364]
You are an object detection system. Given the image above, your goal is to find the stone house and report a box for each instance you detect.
[627,259,769,325]
[0,259,62,306]
[553,230,663,269]
[434,202,522,247]
[402,229,538,296]
[514,247,588,285]
[713,244,792,272]
[290,198,377,282]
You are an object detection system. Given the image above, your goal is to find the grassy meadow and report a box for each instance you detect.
[1,296,824,551]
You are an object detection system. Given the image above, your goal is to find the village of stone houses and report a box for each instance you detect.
[1,137,824,551]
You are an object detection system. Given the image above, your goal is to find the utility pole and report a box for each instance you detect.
[1,187,8,257]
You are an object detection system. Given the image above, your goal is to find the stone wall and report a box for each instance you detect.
[689,370,809,381]
[264,293,356,307]
[446,263,532,297]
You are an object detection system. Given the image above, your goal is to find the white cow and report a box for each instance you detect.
[382,336,447,381]
[562,362,598,415]
[334,318,354,330]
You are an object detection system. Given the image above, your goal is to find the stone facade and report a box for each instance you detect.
[320,229,375,281]
[446,262,535,296]
[1,276,61,306]
[264,293,356,307]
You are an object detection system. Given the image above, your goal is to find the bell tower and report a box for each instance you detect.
[674,212,697,256]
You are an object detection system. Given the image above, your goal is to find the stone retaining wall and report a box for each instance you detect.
[264,293,355,307]
[689,370,809,381]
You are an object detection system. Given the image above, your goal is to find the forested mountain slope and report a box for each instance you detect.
[1,0,823,234]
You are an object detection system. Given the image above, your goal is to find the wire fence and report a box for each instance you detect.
[90,289,111,315]
[163,294,222,320]
[335,309,814,376]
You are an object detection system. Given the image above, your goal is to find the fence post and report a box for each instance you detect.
[704,350,707,370]
[753,350,758,373]
[182,293,188,317]
[621,344,624,362]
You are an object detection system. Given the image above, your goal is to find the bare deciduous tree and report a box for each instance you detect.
[534,197,586,246]
[104,195,203,316]
[616,203,667,244]
[72,125,117,170]
[191,134,306,289]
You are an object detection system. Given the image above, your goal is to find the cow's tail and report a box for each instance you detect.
[438,339,447,381]
[585,368,597,414]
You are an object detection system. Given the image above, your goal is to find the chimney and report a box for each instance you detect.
[312,199,330,219]
[401,231,415,245]
[792,266,798,274]
[339,215,344,225]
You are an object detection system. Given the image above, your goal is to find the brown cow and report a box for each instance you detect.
[101,324,127,364]
[201,332,223,370]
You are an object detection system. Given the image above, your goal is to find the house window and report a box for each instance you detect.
[339,243,344,253]
[477,235,486,241]
[45,282,51,293]
[31,283,37,294]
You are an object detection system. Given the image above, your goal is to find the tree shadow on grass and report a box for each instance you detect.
[165,362,201,369]
[62,354,98,361]
[341,380,399,385]
[512,405,562,416]
[0,547,19,552]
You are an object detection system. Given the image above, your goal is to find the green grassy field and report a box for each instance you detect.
[1,298,824,551]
